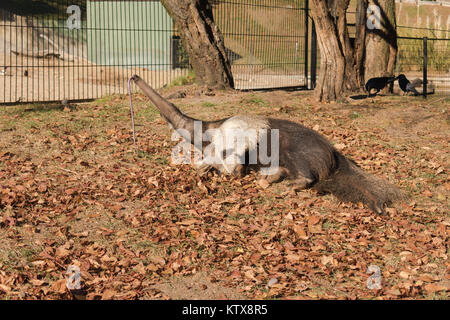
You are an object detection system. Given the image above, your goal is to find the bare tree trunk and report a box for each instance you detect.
[355,0,368,81]
[364,0,397,87]
[161,0,234,89]
[310,0,367,102]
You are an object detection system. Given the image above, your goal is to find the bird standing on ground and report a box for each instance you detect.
[365,76,396,97]
[397,74,420,96]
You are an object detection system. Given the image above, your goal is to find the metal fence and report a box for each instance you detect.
[0,0,309,104]
[2,1,448,104]
[213,0,308,90]
[1,0,187,103]
[396,36,450,94]
[309,24,450,95]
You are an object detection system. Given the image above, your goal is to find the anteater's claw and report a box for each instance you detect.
[197,164,213,177]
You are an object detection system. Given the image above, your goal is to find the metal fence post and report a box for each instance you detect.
[423,37,427,99]
[310,20,317,90]
[304,0,309,88]
[171,36,180,69]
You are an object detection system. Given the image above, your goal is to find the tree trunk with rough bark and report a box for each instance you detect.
[364,0,397,88]
[310,0,398,101]
[161,0,234,89]
[310,0,368,102]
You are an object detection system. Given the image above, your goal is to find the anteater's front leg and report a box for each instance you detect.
[259,166,289,184]
[288,175,315,191]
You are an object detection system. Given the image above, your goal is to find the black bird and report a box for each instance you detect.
[396,74,420,96]
[365,76,396,97]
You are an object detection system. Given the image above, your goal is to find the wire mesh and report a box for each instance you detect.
[1,0,309,104]
[396,36,450,94]
[212,0,308,90]
[0,0,188,103]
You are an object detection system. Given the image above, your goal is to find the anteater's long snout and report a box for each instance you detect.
[129,75,155,96]
[130,74,141,82]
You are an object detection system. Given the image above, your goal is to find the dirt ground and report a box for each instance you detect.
[0,87,448,300]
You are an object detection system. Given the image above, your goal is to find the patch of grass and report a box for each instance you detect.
[22,103,65,114]
[201,102,216,108]
[1,244,43,271]
[350,111,361,119]
[153,155,169,166]
[0,120,17,132]
[0,103,64,121]
[133,150,169,165]
[243,95,269,107]
[427,292,449,300]
[136,106,159,120]
[132,240,160,251]
[168,71,195,87]
[322,219,339,231]
[384,255,401,269]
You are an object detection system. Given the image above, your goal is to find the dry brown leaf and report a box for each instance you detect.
[30,279,46,286]
[102,289,117,300]
[293,225,309,240]
[177,219,199,226]
[424,283,447,293]
[51,279,67,294]
[55,246,70,259]
[0,284,11,293]
[308,216,322,233]
[257,179,270,189]
[399,271,410,279]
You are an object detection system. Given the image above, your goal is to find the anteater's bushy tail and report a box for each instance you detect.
[314,152,404,214]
